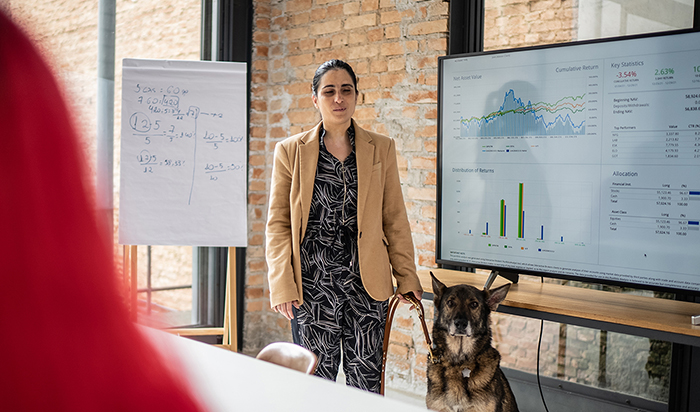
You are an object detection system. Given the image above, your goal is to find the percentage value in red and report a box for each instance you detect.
[616,71,637,78]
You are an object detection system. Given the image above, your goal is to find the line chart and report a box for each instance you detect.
[460,89,587,137]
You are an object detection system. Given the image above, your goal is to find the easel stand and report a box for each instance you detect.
[122,245,238,351]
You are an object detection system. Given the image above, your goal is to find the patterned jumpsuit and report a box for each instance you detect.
[294,125,389,393]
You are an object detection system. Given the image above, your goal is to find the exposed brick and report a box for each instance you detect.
[249,126,266,138]
[299,38,315,51]
[327,5,344,18]
[247,301,263,312]
[367,28,383,42]
[402,106,418,118]
[347,44,379,59]
[345,13,377,30]
[310,20,343,36]
[286,82,312,95]
[314,49,348,64]
[251,100,267,112]
[285,27,309,41]
[348,32,368,45]
[249,234,264,245]
[249,193,267,205]
[310,8,327,21]
[416,238,435,251]
[270,71,287,83]
[253,31,269,43]
[255,45,269,57]
[390,330,413,346]
[385,25,401,39]
[427,37,447,51]
[388,57,405,71]
[381,41,403,56]
[286,0,312,13]
[343,1,361,15]
[354,107,377,120]
[362,0,379,11]
[252,72,268,83]
[417,125,436,138]
[396,316,414,329]
[370,59,388,73]
[248,273,264,286]
[407,90,437,103]
[417,250,436,267]
[380,72,404,88]
[246,287,264,299]
[388,343,409,358]
[291,12,310,26]
[249,154,266,166]
[331,33,348,47]
[408,187,436,202]
[380,10,402,24]
[289,53,313,67]
[250,180,266,192]
[270,127,287,138]
[408,19,448,35]
[288,110,318,124]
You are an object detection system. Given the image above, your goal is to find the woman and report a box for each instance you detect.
[265,59,423,393]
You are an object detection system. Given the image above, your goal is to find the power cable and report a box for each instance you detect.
[537,277,551,412]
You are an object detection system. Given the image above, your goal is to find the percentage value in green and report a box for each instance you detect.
[655,68,675,75]
[695,66,700,73]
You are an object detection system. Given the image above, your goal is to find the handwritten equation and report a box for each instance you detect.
[119,59,247,246]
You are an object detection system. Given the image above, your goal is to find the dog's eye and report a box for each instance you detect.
[469,301,479,310]
[446,299,456,308]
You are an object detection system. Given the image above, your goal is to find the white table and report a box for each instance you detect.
[143,327,428,412]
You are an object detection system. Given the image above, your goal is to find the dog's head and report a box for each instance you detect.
[431,272,510,337]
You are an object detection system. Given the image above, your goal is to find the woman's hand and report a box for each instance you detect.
[396,290,423,310]
[273,300,300,320]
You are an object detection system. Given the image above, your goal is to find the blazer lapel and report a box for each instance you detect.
[354,121,374,231]
[298,123,321,238]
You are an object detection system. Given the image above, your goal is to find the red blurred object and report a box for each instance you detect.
[0,12,203,411]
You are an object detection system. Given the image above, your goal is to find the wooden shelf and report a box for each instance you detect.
[419,269,700,346]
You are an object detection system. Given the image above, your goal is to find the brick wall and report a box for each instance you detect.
[484,0,578,51]
[246,0,447,353]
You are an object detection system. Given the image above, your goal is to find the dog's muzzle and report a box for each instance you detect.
[449,319,473,337]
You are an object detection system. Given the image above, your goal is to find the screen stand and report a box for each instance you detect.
[484,270,519,290]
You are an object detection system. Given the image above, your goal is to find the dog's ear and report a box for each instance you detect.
[430,271,446,305]
[486,283,511,311]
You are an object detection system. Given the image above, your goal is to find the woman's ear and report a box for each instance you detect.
[311,93,318,109]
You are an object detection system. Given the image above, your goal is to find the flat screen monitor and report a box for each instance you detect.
[437,30,700,295]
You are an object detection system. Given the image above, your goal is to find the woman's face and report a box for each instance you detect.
[312,69,357,129]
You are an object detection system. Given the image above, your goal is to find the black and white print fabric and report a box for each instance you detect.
[297,125,388,393]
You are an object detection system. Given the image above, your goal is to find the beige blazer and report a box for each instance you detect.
[265,120,423,307]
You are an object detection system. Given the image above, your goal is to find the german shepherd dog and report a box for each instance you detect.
[426,272,518,412]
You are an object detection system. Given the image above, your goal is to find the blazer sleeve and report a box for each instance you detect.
[381,138,423,295]
[265,142,301,307]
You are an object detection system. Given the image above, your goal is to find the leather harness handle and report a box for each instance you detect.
[380,292,437,396]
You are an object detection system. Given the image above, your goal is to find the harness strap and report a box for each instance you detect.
[380,291,439,396]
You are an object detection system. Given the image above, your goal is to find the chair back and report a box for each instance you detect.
[256,342,317,374]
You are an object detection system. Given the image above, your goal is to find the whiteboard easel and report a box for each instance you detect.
[119,59,247,351]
